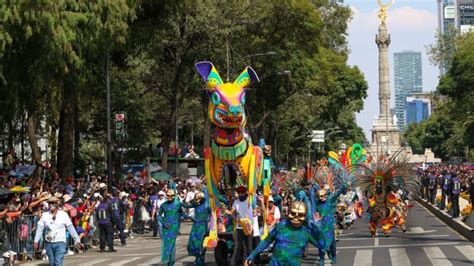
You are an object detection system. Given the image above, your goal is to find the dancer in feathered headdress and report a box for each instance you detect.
[328,144,367,229]
[355,150,419,237]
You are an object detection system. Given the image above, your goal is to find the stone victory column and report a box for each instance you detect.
[370,0,401,156]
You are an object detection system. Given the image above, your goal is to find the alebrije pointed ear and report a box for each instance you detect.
[233,66,259,88]
[195,61,223,90]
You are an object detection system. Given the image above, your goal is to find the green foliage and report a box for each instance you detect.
[407,32,474,161]
[426,26,459,72]
[0,0,369,172]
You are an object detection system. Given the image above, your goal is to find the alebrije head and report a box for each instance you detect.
[195,61,259,129]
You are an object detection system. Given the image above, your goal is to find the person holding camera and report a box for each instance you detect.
[34,197,82,266]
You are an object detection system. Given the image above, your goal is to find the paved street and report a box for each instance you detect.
[28,201,474,266]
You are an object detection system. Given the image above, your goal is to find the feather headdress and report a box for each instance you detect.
[354,150,419,195]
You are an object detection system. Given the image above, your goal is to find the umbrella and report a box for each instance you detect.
[149,163,162,172]
[0,187,13,196]
[151,172,172,181]
[10,186,30,193]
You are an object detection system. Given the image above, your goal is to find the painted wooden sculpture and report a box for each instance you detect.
[195,61,270,248]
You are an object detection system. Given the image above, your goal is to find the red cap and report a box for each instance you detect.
[236,186,246,193]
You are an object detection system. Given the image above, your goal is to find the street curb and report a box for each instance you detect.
[417,198,474,242]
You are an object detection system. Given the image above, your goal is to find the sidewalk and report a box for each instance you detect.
[418,197,474,242]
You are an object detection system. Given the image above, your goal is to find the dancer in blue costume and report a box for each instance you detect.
[245,201,325,266]
[182,189,210,266]
[159,188,193,266]
[310,184,346,265]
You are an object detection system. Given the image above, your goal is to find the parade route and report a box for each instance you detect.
[27,201,473,266]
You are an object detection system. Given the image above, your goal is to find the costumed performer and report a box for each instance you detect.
[245,201,325,266]
[357,152,418,237]
[182,189,210,266]
[158,186,194,266]
[310,183,346,265]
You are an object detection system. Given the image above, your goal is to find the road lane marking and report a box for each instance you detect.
[353,249,372,266]
[389,248,411,266]
[340,234,450,241]
[406,227,436,234]
[136,257,161,266]
[338,242,460,250]
[416,201,468,241]
[455,245,474,263]
[423,247,453,266]
[77,258,111,266]
[108,257,142,266]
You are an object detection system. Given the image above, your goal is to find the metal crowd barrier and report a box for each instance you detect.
[0,205,159,263]
[0,215,76,263]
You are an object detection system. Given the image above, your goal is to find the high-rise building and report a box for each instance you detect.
[437,0,456,35]
[437,0,474,34]
[457,0,474,33]
[406,93,432,126]
[436,0,474,75]
[394,51,422,132]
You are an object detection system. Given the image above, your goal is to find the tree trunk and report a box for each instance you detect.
[201,95,211,150]
[160,133,171,173]
[7,120,14,150]
[203,107,211,149]
[57,80,76,182]
[26,111,42,165]
[74,102,80,171]
[49,125,58,168]
[160,105,178,173]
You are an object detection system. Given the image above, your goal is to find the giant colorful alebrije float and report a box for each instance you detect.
[195,62,270,248]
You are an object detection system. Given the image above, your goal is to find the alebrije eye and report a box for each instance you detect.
[211,92,220,105]
[241,93,246,105]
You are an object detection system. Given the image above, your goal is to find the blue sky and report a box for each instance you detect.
[345,0,439,140]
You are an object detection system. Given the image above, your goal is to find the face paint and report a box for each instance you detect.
[288,201,307,228]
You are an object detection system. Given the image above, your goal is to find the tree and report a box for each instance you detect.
[426,26,459,73]
[1,1,134,180]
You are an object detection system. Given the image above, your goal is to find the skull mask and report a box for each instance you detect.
[194,191,205,204]
[317,189,328,202]
[166,189,176,202]
[288,201,307,228]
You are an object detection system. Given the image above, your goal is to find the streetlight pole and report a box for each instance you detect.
[106,49,113,189]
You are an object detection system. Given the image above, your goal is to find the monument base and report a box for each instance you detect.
[370,116,401,156]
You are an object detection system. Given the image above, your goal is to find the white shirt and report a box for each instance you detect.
[273,206,281,220]
[34,210,80,244]
[253,216,260,237]
[186,191,196,203]
[232,197,251,229]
